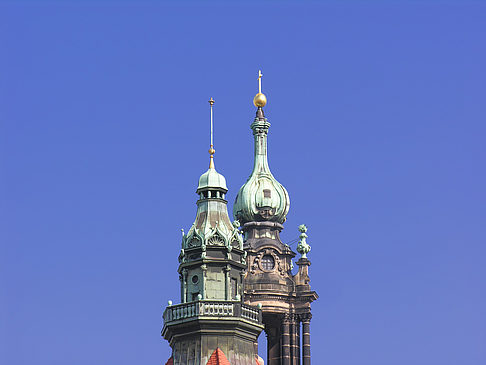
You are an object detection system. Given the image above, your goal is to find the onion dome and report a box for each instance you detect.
[233,73,290,225]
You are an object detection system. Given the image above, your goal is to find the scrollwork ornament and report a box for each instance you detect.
[252,249,286,276]
[250,255,260,274]
[274,254,285,277]
[241,251,247,265]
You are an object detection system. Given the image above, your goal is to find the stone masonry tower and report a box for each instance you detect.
[233,72,318,365]
[162,99,264,365]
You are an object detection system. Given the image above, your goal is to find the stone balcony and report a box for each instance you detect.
[163,300,262,326]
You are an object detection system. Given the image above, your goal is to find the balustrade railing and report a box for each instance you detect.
[163,301,262,325]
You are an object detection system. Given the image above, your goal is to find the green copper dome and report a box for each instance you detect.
[233,107,290,224]
[181,162,244,263]
[197,166,227,192]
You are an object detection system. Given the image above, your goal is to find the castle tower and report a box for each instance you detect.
[162,99,264,365]
[233,72,318,365]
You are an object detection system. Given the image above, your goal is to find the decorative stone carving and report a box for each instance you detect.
[241,251,247,265]
[300,312,312,323]
[250,248,286,277]
[208,232,225,246]
[188,253,200,261]
[229,220,244,250]
[188,234,202,248]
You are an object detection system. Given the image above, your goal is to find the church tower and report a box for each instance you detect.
[234,72,318,365]
[162,99,264,365]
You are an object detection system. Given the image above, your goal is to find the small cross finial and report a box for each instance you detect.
[253,70,267,107]
[258,70,263,93]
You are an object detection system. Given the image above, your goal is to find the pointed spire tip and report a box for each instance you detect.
[208,98,215,168]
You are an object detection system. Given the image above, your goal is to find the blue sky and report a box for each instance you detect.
[1,1,485,364]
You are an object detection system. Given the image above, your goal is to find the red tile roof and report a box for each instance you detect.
[206,348,231,365]
[165,349,263,365]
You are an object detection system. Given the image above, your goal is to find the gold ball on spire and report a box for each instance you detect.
[253,92,267,107]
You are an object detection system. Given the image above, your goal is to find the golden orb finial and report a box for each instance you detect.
[253,70,267,107]
[208,146,215,169]
[253,93,267,107]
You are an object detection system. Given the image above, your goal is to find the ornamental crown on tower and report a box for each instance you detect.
[180,97,243,267]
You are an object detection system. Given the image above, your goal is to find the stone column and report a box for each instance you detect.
[223,265,231,300]
[301,313,312,365]
[182,269,188,303]
[267,326,280,365]
[291,314,300,365]
[179,273,184,303]
[239,271,245,300]
[201,264,207,299]
[282,314,291,365]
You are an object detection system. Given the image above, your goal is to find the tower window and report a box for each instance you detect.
[192,275,199,284]
[231,278,238,299]
[261,255,275,270]
[263,189,271,198]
